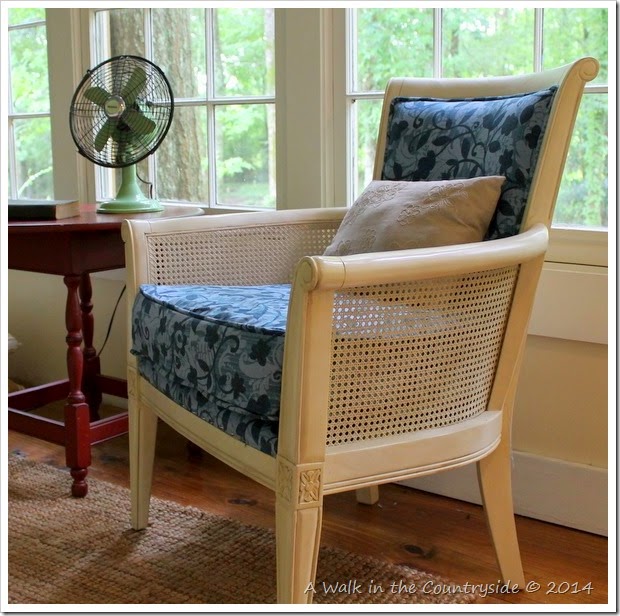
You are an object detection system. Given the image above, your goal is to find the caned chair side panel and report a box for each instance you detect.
[325,265,519,447]
[142,221,342,286]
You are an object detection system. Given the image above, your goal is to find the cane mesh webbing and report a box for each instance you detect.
[326,265,519,447]
[145,221,340,286]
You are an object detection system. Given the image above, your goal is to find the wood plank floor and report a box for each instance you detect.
[8,407,608,606]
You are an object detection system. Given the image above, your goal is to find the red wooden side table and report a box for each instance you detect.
[8,204,203,496]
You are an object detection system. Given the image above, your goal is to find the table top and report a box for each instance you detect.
[8,203,204,234]
[8,203,204,276]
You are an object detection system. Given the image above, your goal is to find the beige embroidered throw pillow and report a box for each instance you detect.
[323,176,506,256]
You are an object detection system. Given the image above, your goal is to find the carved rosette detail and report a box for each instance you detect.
[299,469,321,504]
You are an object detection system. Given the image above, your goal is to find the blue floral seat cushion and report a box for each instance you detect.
[131,284,292,456]
[380,87,557,239]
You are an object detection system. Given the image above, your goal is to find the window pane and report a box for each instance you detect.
[9,8,45,26]
[351,98,383,197]
[442,8,534,77]
[10,26,50,114]
[152,9,207,99]
[554,94,608,229]
[13,118,53,199]
[107,9,146,57]
[156,105,209,202]
[215,104,275,208]
[543,8,608,84]
[213,8,275,97]
[354,9,433,92]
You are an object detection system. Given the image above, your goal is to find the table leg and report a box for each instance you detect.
[64,275,91,497]
[80,273,102,420]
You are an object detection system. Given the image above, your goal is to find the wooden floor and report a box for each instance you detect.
[8,406,608,606]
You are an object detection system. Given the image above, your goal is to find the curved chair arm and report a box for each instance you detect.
[297,224,549,291]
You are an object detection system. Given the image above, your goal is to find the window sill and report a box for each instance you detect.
[547,226,608,267]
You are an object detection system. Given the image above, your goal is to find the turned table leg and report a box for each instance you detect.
[63,275,91,497]
[80,273,102,420]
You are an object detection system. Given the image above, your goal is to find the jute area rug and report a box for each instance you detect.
[8,455,478,605]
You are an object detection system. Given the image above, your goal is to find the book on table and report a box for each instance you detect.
[7,199,80,220]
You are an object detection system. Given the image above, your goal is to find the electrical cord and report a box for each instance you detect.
[96,284,126,358]
[136,170,154,199]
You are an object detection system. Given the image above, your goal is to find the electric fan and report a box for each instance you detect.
[69,55,174,213]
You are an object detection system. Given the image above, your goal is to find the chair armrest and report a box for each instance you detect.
[298,224,549,291]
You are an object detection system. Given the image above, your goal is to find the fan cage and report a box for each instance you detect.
[69,55,174,168]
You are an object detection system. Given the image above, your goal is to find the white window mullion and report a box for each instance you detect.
[206,8,216,101]
[433,8,443,77]
[345,9,357,202]
[206,8,218,207]
[47,9,86,202]
[6,46,17,195]
[91,9,112,202]
[143,9,157,196]
[7,119,17,196]
[346,8,357,94]
[534,8,544,72]
[206,104,218,207]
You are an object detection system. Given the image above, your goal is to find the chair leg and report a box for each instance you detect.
[356,485,380,505]
[275,498,323,603]
[128,373,158,531]
[275,459,324,603]
[477,441,525,588]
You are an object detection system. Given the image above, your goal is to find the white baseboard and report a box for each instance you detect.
[401,451,608,536]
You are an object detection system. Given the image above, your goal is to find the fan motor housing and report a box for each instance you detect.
[104,96,126,118]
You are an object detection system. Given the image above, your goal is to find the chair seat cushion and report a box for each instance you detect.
[131,284,291,456]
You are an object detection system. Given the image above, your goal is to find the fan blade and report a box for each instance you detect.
[122,108,156,136]
[84,86,110,107]
[120,66,147,106]
[94,120,114,151]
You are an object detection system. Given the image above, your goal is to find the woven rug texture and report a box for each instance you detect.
[7,455,477,605]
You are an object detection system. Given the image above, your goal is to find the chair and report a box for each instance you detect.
[123,57,598,603]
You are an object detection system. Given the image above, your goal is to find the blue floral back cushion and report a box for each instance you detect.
[381,87,557,239]
[131,284,292,456]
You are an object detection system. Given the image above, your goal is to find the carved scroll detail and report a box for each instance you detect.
[277,459,294,503]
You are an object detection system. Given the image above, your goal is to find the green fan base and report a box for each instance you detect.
[96,164,165,214]
[97,197,164,214]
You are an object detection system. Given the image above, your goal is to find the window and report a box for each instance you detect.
[347,7,609,231]
[91,8,276,209]
[7,8,53,199]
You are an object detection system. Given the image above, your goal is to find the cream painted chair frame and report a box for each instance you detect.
[123,57,598,604]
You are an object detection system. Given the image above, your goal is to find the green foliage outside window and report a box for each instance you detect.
[8,7,45,26]
[8,10,53,199]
